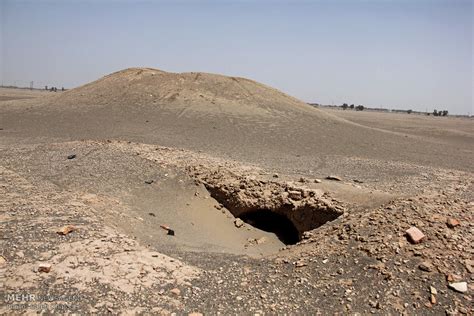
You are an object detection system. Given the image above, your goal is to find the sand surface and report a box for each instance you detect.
[0,69,472,314]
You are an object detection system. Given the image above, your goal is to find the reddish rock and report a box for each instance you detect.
[170,288,181,296]
[57,225,76,235]
[446,218,460,229]
[446,273,462,282]
[406,227,426,244]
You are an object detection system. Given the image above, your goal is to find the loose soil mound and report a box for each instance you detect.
[45,67,333,119]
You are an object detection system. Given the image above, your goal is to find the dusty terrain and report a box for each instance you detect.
[0,68,472,314]
[0,87,53,102]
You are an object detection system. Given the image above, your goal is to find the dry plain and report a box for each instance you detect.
[0,68,472,314]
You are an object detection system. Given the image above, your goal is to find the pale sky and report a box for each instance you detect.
[1,0,472,114]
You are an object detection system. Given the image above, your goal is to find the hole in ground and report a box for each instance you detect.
[201,178,344,249]
[239,210,300,245]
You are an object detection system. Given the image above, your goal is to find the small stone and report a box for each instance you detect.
[326,175,342,181]
[406,227,425,244]
[188,313,203,316]
[56,225,75,235]
[144,180,154,184]
[419,261,434,272]
[67,154,76,160]
[299,177,307,183]
[38,263,52,273]
[170,288,181,296]
[16,251,24,258]
[446,218,460,228]
[430,294,436,304]
[430,286,437,295]
[295,261,307,268]
[446,274,462,282]
[0,256,6,265]
[314,179,322,183]
[272,173,279,178]
[464,259,474,273]
[288,190,302,201]
[234,218,244,228]
[448,282,467,293]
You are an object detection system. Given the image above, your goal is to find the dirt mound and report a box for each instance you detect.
[45,67,328,118]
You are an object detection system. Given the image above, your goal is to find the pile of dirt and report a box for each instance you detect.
[43,67,334,118]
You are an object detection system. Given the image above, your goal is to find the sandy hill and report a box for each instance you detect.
[1,67,471,175]
[47,67,332,119]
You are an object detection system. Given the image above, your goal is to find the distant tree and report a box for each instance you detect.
[433,109,438,116]
[442,110,448,116]
[407,109,413,114]
[350,104,355,109]
[45,85,48,90]
[342,103,349,110]
[356,105,365,111]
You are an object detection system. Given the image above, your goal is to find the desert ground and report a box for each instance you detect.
[0,68,472,314]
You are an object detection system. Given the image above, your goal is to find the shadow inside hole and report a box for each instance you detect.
[239,210,300,245]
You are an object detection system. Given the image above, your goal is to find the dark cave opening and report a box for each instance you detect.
[239,209,301,245]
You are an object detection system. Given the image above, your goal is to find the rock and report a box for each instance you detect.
[295,261,307,267]
[38,263,52,273]
[272,173,279,178]
[234,218,244,228]
[448,282,468,293]
[288,190,302,201]
[430,294,436,304]
[430,286,437,295]
[326,175,342,181]
[446,218,460,228]
[160,224,175,236]
[188,313,204,316]
[418,261,434,272]
[56,225,75,235]
[406,227,425,244]
[170,288,181,296]
[0,256,6,265]
[446,273,462,282]
[314,179,322,183]
[148,212,156,217]
[67,154,76,160]
[144,180,154,184]
[464,259,474,273]
[299,177,307,183]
